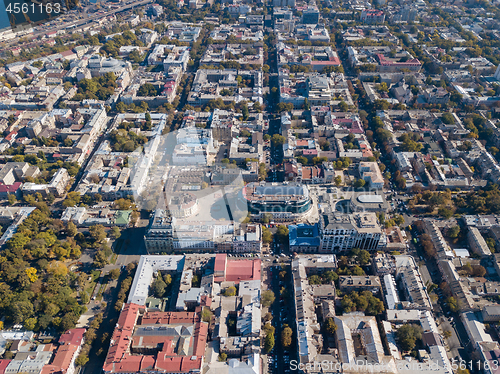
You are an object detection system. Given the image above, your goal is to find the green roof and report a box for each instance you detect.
[114,210,132,225]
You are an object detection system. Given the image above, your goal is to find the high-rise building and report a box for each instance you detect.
[302,7,320,24]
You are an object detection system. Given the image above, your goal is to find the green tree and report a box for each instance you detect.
[334,175,342,186]
[447,226,460,239]
[262,227,273,243]
[264,332,275,353]
[276,225,289,245]
[309,275,322,285]
[89,225,106,243]
[152,276,167,298]
[24,317,37,331]
[109,268,120,280]
[325,317,337,335]
[262,290,275,307]
[354,179,366,188]
[75,354,89,367]
[357,250,371,265]
[281,325,293,349]
[110,226,121,239]
[446,296,459,312]
[218,353,228,362]
[441,113,454,124]
[396,324,422,352]
[66,221,78,237]
[242,104,249,121]
[202,307,212,323]
[7,194,16,206]
[271,134,286,146]
[224,286,237,297]
[438,207,453,220]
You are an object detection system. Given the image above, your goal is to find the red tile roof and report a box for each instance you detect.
[142,311,199,325]
[104,304,208,374]
[59,328,85,346]
[0,182,21,193]
[0,360,11,374]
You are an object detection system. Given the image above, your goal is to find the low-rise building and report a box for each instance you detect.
[339,275,381,293]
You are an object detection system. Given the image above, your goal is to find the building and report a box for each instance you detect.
[288,223,321,253]
[213,254,261,284]
[320,212,384,252]
[339,275,381,293]
[241,182,313,222]
[103,303,208,374]
[468,227,492,257]
[334,312,395,371]
[395,255,432,310]
[349,193,390,213]
[482,305,500,322]
[383,274,399,310]
[41,329,86,374]
[144,210,175,253]
[494,65,500,81]
[372,252,396,276]
[360,9,385,24]
[302,7,320,24]
[359,162,384,189]
[21,168,70,198]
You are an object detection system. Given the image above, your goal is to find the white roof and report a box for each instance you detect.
[357,194,384,203]
[128,255,184,305]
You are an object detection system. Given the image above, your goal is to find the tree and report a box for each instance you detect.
[242,104,249,121]
[323,270,338,283]
[63,192,81,207]
[93,250,109,268]
[334,175,342,186]
[24,317,37,331]
[446,296,459,312]
[152,277,167,298]
[443,330,452,339]
[438,207,453,220]
[137,83,157,97]
[447,226,460,239]
[262,290,275,307]
[357,250,371,265]
[472,265,486,277]
[75,354,89,367]
[339,100,348,112]
[276,225,289,245]
[441,112,454,124]
[281,325,293,349]
[164,273,172,287]
[262,227,273,244]
[202,307,212,323]
[309,275,322,285]
[354,179,366,188]
[7,194,16,206]
[271,134,286,146]
[89,225,106,243]
[352,266,365,276]
[486,237,496,253]
[66,221,78,237]
[218,353,227,362]
[109,268,120,280]
[224,286,237,297]
[264,332,275,353]
[325,317,337,335]
[110,226,121,239]
[396,324,422,352]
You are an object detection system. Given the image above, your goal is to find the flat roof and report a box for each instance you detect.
[357,194,384,203]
